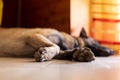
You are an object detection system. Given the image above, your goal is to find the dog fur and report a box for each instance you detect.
[0,28,114,62]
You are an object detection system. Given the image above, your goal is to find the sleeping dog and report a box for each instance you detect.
[0,27,114,62]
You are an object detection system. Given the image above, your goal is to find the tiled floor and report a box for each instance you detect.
[0,56,120,80]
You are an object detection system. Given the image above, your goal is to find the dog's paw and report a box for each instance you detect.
[72,47,95,62]
[34,48,51,62]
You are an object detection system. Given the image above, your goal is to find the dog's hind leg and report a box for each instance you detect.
[27,34,60,62]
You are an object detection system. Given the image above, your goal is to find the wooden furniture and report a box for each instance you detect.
[2,0,70,33]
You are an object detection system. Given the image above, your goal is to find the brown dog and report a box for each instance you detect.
[0,28,114,62]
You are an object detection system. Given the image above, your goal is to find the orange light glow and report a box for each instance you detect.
[91,0,120,52]
[70,0,90,36]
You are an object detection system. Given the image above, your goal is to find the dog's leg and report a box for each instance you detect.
[27,34,60,62]
[27,34,95,62]
[54,47,95,62]
[54,48,77,60]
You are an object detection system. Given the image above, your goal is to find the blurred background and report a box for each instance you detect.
[0,0,120,54]
[90,0,120,54]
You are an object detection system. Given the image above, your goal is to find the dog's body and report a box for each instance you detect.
[0,28,114,62]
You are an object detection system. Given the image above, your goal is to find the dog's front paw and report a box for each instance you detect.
[34,48,50,62]
[72,47,95,62]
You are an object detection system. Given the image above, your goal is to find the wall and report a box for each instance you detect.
[71,0,90,36]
